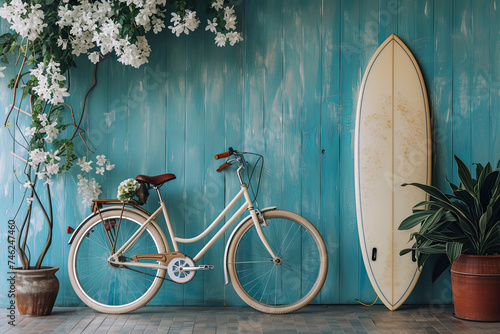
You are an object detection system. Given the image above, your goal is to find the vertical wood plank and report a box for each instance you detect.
[430,2,454,304]
[471,0,490,165]
[397,0,416,46]
[222,5,246,306]
[340,0,360,304]
[202,34,226,306]
[183,10,206,304]
[261,0,283,220]
[164,32,187,305]
[452,0,473,179]
[379,0,399,42]
[321,0,342,304]
[300,0,322,304]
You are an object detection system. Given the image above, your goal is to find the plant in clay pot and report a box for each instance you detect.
[399,155,500,321]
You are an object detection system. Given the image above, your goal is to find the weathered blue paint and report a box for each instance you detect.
[1,0,499,307]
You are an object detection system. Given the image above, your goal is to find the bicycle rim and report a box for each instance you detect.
[69,210,166,313]
[228,210,327,314]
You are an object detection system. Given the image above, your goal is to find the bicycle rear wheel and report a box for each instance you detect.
[68,209,167,314]
[227,210,328,314]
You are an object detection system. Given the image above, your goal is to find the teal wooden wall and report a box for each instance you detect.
[1,0,499,307]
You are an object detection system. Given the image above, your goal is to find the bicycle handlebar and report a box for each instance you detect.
[214,151,230,160]
[214,147,235,160]
[217,162,231,172]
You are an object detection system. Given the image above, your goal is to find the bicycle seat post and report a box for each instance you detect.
[154,186,164,203]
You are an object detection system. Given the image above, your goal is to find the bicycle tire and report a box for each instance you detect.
[68,209,167,314]
[227,210,328,314]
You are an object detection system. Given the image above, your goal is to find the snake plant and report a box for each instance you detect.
[399,156,500,280]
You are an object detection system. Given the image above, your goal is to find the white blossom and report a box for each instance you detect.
[215,32,227,47]
[57,36,68,50]
[211,0,224,11]
[205,18,218,33]
[106,161,115,171]
[88,52,100,64]
[76,156,93,173]
[96,167,105,175]
[40,121,59,143]
[25,126,36,137]
[77,175,102,205]
[0,66,5,78]
[45,162,60,175]
[30,59,69,105]
[96,155,107,166]
[28,148,49,167]
[43,178,54,186]
[227,31,243,46]
[0,0,47,41]
[37,113,48,127]
[23,181,32,188]
[168,10,200,37]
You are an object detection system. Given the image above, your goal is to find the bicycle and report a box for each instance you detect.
[67,148,328,314]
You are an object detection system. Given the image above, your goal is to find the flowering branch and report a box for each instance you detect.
[0,0,242,270]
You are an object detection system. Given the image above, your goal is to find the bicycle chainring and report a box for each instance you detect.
[167,257,196,283]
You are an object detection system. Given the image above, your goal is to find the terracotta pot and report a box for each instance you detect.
[450,254,500,321]
[11,267,59,316]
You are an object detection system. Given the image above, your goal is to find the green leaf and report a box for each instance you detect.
[400,248,414,256]
[414,244,447,254]
[455,155,475,192]
[476,162,491,191]
[479,170,499,209]
[403,182,451,204]
[479,206,493,237]
[481,220,500,254]
[21,86,30,101]
[446,242,463,263]
[420,208,446,233]
[475,163,484,180]
[399,210,434,230]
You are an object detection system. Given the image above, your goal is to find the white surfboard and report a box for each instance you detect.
[354,34,431,311]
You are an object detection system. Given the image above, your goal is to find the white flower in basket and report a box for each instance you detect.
[117,178,140,202]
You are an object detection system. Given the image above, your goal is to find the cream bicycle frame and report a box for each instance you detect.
[108,172,276,270]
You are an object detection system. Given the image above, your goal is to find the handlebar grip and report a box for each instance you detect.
[215,151,230,160]
[217,163,231,172]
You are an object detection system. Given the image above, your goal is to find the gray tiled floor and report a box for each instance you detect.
[1,305,499,334]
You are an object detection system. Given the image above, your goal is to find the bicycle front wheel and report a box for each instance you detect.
[227,210,328,314]
[68,209,167,314]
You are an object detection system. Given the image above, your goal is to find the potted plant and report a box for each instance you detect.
[399,156,500,321]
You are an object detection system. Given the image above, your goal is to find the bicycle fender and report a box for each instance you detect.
[67,206,164,246]
[223,206,277,285]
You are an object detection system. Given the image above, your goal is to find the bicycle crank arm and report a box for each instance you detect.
[181,265,215,271]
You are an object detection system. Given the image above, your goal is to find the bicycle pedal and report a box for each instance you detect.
[197,265,215,270]
[189,264,215,271]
